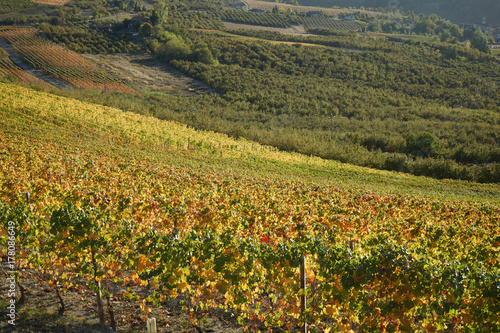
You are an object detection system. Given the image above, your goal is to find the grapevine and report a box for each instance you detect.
[0,82,499,331]
[0,26,133,93]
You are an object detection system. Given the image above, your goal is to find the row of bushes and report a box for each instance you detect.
[218,9,291,28]
[0,0,37,14]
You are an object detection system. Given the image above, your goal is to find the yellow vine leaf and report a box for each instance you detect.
[325,304,339,317]
[206,268,217,281]
[178,280,188,291]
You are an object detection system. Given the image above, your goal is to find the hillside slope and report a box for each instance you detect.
[0,82,499,331]
[296,0,500,25]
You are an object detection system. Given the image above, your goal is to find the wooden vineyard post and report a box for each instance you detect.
[146,318,156,333]
[300,255,308,333]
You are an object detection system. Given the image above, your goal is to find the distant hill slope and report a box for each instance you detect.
[0,0,37,14]
[298,0,500,25]
[245,0,380,17]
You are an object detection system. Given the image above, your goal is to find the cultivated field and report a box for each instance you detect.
[31,0,71,5]
[302,17,364,31]
[0,26,133,93]
[0,49,51,87]
[223,21,307,35]
[1,82,498,332]
[245,0,380,17]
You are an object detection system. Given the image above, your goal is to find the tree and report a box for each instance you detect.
[471,28,490,53]
[150,10,161,26]
[157,37,191,61]
[368,21,382,32]
[152,0,168,26]
[139,22,153,37]
[414,18,436,35]
[147,38,160,53]
[449,24,463,39]
[439,29,452,42]
[406,132,440,158]
[194,43,218,65]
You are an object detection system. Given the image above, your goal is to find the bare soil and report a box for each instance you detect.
[82,53,218,97]
[0,261,241,333]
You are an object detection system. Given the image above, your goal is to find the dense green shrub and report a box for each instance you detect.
[157,31,499,182]
[0,0,37,14]
[40,24,142,54]
[406,132,440,158]
[156,37,191,61]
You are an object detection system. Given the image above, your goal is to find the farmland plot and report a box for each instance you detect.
[0,26,133,93]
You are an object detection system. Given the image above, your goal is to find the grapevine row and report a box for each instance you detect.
[301,17,362,32]
[0,26,133,93]
[0,56,51,86]
[218,9,291,28]
[0,83,499,331]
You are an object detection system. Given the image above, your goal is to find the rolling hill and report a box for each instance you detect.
[297,0,500,25]
[0,0,499,331]
[1,81,499,331]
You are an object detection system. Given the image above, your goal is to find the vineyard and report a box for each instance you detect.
[0,0,37,14]
[218,9,291,28]
[31,0,71,5]
[301,17,363,32]
[0,82,499,332]
[244,0,377,17]
[218,9,364,31]
[0,49,51,87]
[0,26,133,93]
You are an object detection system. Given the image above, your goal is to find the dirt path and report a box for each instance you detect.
[83,53,219,96]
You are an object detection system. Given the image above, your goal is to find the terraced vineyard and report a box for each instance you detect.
[0,50,51,87]
[244,0,377,17]
[31,0,71,5]
[0,0,37,14]
[0,26,133,93]
[302,17,363,32]
[219,9,291,28]
[1,82,499,332]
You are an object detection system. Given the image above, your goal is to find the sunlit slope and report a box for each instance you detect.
[0,82,498,204]
[1,82,499,331]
